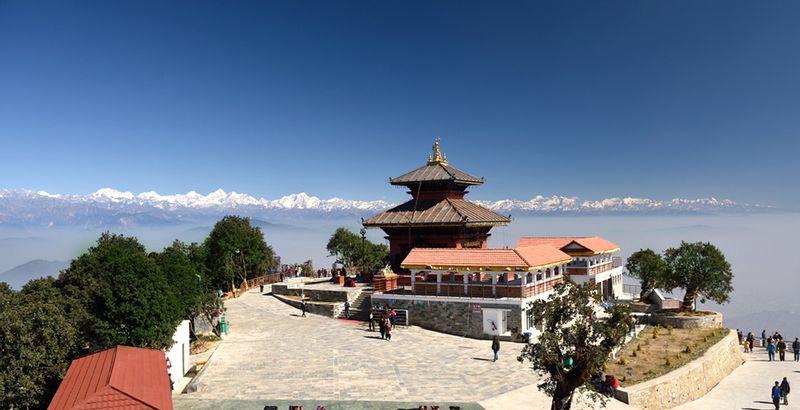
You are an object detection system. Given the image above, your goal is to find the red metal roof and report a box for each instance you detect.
[516,236,620,255]
[48,346,173,410]
[401,246,571,271]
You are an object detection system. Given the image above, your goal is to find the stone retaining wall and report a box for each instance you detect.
[615,329,744,409]
[650,311,723,329]
[271,283,355,303]
[272,294,338,317]
[371,294,523,340]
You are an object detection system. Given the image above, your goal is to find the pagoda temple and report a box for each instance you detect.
[362,140,511,272]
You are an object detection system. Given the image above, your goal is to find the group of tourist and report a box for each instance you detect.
[736,329,796,409]
[737,329,800,362]
[370,304,397,341]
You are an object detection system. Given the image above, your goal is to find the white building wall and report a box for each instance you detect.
[166,320,191,387]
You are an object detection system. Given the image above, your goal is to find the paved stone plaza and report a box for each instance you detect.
[175,287,539,409]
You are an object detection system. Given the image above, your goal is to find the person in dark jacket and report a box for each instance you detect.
[378,315,386,339]
[777,339,787,361]
[301,300,307,317]
[793,337,800,362]
[781,377,791,405]
[344,301,350,319]
[491,336,500,362]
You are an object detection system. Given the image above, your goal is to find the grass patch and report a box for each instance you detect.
[191,334,222,355]
[605,326,727,387]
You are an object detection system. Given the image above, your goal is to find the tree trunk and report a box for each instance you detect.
[552,390,573,410]
[681,289,697,312]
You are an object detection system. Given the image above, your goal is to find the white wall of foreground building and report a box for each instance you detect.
[167,320,191,387]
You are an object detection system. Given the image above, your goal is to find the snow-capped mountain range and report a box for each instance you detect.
[0,188,771,228]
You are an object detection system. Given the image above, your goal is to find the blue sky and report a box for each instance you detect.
[1,1,799,206]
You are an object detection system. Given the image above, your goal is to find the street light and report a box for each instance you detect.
[235,249,248,290]
[360,228,367,273]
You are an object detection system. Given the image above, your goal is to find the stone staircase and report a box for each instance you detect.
[337,288,372,321]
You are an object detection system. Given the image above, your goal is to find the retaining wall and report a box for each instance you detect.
[271,283,356,303]
[615,329,744,409]
[649,311,723,329]
[371,294,523,340]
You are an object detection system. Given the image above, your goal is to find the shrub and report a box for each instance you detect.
[636,343,642,351]
[685,345,693,354]
[667,326,673,335]
[631,350,638,357]
[664,357,672,366]
[618,356,627,365]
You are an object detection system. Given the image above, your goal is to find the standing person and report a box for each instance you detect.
[748,332,756,351]
[301,299,307,317]
[781,377,790,405]
[773,381,783,410]
[763,330,768,347]
[368,310,375,331]
[777,339,787,361]
[768,340,777,361]
[378,314,386,339]
[259,279,265,294]
[491,336,500,362]
[344,301,350,319]
[737,329,743,345]
[389,309,397,329]
[792,337,800,361]
[744,339,751,353]
[384,318,392,341]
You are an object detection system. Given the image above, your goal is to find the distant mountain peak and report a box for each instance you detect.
[0,187,773,229]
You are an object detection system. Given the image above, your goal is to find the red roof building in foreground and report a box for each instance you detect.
[48,345,173,410]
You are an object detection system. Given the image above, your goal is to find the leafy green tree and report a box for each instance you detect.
[326,228,388,271]
[518,280,630,410]
[56,232,181,349]
[299,259,314,276]
[153,240,219,338]
[0,278,79,409]
[625,249,668,299]
[204,216,275,291]
[662,241,733,312]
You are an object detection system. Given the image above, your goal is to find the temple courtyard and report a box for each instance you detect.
[174,287,631,409]
[173,286,797,409]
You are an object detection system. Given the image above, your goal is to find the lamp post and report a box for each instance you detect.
[360,228,367,274]
[235,249,248,290]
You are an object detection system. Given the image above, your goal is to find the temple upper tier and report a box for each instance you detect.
[363,140,510,271]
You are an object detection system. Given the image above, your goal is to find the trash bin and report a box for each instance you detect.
[220,316,228,335]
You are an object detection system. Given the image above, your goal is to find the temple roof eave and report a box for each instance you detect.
[363,221,510,228]
[400,259,572,272]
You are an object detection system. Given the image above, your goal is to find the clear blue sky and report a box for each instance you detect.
[1,1,798,206]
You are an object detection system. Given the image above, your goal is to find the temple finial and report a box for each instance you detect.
[427,137,448,165]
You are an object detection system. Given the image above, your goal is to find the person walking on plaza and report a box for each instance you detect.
[773,381,783,410]
[389,309,397,329]
[777,338,787,361]
[491,336,500,362]
[384,318,392,341]
[259,279,265,293]
[744,339,751,353]
[344,301,350,319]
[768,340,777,361]
[792,337,800,362]
[781,377,790,405]
[301,300,307,317]
[368,310,375,331]
[763,330,768,347]
[738,329,743,345]
[378,315,386,339]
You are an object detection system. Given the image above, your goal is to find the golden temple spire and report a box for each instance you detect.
[427,137,448,165]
